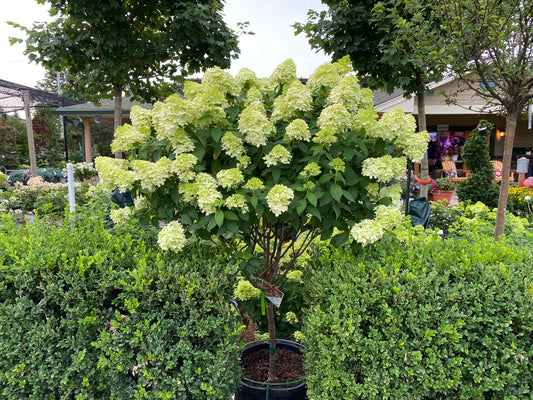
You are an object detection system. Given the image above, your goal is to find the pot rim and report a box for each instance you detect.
[241,339,306,389]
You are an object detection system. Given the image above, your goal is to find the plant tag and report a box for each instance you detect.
[257,278,284,308]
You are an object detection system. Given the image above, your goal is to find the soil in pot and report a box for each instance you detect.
[241,347,304,389]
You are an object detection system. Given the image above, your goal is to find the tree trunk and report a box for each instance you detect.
[417,92,430,198]
[494,107,519,241]
[113,84,123,159]
[265,301,277,382]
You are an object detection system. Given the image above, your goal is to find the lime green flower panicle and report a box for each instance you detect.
[225,194,249,214]
[318,103,353,133]
[269,59,297,87]
[202,67,235,94]
[263,145,292,167]
[221,132,245,158]
[171,153,198,182]
[266,184,294,217]
[132,157,172,191]
[130,105,152,135]
[362,155,406,183]
[300,162,321,179]
[234,67,260,95]
[285,119,311,142]
[111,124,150,154]
[238,101,273,147]
[157,221,187,252]
[327,75,361,113]
[216,168,244,189]
[375,204,402,230]
[244,177,265,191]
[234,280,261,301]
[95,156,135,192]
[110,207,132,226]
[194,173,222,215]
[350,219,384,247]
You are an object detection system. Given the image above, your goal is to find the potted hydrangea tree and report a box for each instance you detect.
[95,58,428,395]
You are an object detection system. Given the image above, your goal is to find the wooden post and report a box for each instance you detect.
[82,117,92,163]
[518,173,526,187]
[22,89,38,179]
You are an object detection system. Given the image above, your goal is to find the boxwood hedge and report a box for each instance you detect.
[303,232,533,399]
[0,212,242,399]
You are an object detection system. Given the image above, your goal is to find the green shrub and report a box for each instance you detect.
[455,121,500,207]
[0,212,242,399]
[302,233,533,399]
[429,200,463,231]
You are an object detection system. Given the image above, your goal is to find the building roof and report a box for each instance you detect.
[51,97,152,116]
[372,88,405,106]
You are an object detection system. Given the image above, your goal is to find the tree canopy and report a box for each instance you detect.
[11,0,241,132]
[294,0,444,95]
[294,0,444,196]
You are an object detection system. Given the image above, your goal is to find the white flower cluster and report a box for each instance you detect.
[110,207,132,226]
[263,145,292,167]
[195,173,222,215]
[225,193,249,213]
[216,168,244,189]
[171,153,198,182]
[362,155,406,183]
[221,132,245,158]
[238,101,273,147]
[271,80,313,122]
[350,204,402,246]
[318,103,353,133]
[285,119,311,142]
[158,221,188,252]
[266,184,294,217]
[132,157,172,191]
[95,157,135,192]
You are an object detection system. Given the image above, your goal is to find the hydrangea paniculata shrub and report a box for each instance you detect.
[95,57,428,380]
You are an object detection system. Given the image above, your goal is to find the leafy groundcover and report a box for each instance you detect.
[0,212,242,400]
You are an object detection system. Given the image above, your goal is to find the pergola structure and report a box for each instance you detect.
[0,79,83,177]
[0,79,82,112]
[51,98,152,163]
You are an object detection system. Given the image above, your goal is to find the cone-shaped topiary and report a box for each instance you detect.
[456,120,499,207]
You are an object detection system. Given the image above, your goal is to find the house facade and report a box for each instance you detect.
[374,77,533,178]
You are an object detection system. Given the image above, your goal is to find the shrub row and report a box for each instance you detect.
[0,212,242,399]
[302,231,533,399]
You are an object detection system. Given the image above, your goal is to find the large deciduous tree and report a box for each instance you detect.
[294,0,445,198]
[12,0,240,135]
[403,0,533,240]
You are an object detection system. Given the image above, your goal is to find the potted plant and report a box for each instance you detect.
[95,58,429,399]
[73,162,98,183]
[429,177,456,203]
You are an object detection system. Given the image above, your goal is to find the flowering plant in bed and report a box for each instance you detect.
[95,57,429,381]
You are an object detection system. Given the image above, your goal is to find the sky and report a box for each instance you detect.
[0,0,331,90]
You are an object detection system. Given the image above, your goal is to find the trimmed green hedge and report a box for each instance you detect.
[303,233,533,399]
[0,213,242,399]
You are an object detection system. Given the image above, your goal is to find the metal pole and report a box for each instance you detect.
[66,162,76,213]
[405,159,412,216]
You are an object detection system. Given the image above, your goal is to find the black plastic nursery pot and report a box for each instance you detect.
[235,339,307,400]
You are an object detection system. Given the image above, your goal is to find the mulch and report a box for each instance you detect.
[241,347,304,389]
